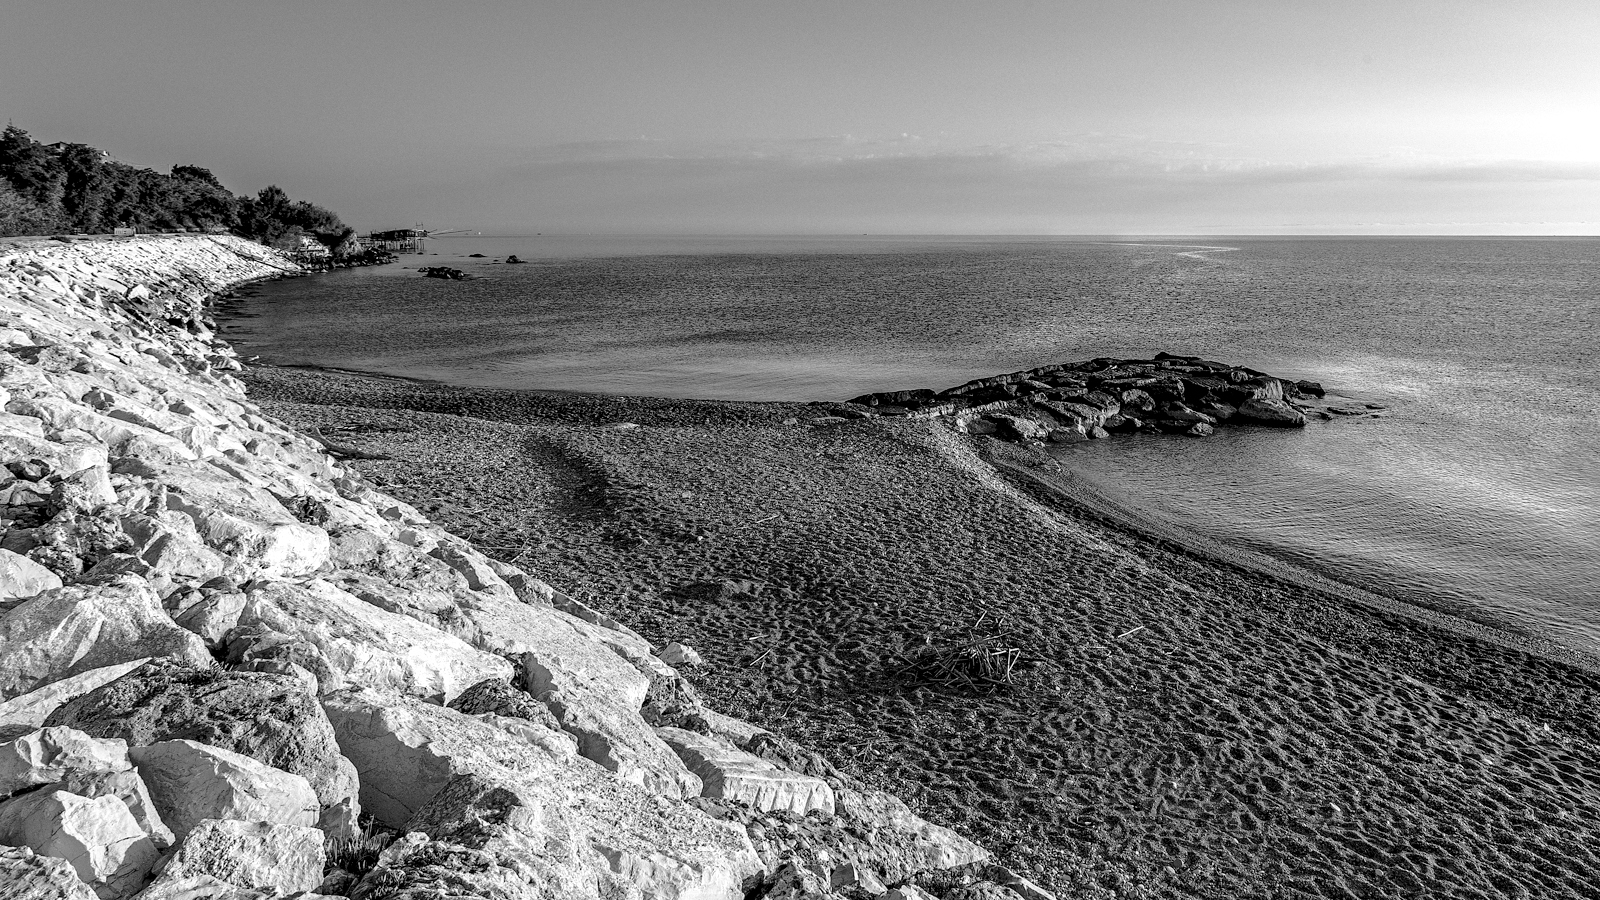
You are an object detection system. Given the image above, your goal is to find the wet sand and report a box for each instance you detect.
[246,363,1600,900]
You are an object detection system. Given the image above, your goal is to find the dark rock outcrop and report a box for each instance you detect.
[418,266,470,281]
[842,353,1338,445]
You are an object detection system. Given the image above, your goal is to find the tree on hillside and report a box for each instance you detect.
[58,143,110,232]
[0,125,67,231]
[0,123,343,240]
[0,180,62,235]
[236,184,346,249]
[169,165,238,230]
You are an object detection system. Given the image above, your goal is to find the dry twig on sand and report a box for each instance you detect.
[893,615,1038,695]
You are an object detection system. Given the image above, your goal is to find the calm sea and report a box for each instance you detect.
[224,235,1600,652]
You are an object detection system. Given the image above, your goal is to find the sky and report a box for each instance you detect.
[3,0,1597,234]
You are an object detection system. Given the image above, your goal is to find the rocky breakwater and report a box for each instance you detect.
[0,238,1018,898]
[846,353,1331,444]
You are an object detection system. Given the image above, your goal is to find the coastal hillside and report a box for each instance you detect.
[0,236,1015,899]
[0,124,353,258]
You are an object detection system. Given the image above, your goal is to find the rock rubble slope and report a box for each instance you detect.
[0,236,1016,898]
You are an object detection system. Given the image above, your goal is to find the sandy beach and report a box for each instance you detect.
[245,363,1600,900]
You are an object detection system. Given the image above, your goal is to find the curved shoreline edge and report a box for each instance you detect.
[989,452,1600,677]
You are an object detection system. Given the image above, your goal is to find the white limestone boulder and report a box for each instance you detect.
[138,532,227,586]
[318,688,568,828]
[51,768,174,851]
[408,768,763,900]
[427,540,513,594]
[0,549,62,601]
[325,689,758,900]
[154,818,325,895]
[0,578,211,701]
[0,844,100,899]
[835,786,990,877]
[161,482,329,580]
[54,465,117,513]
[656,727,835,816]
[0,727,131,799]
[657,642,704,668]
[4,396,196,462]
[456,590,698,798]
[169,590,245,647]
[55,442,109,477]
[241,580,510,705]
[0,789,160,898]
[128,740,318,842]
[0,660,150,732]
[43,660,358,835]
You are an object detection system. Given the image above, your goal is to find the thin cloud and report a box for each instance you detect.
[443,135,1600,233]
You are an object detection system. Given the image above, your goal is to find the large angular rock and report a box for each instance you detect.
[4,396,196,463]
[0,660,150,732]
[703,784,987,891]
[0,789,160,898]
[657,727,835,815]
[0,844,101,899]
[408,771,762,900]
[0,577,211,701]
[45,660,359,829]
[139,532,227,586]
[52,768,174,850]
[0,726,130,799]
[128,739,318,841]
[318,689,567,828]
[835,787,989,879]
[168,589,245,646]
[153,467,329,579]
[219,626,346,696]
[427,540,512,594]
[324,688,758,899]
[155,818,325,895]
[241,580,510,705]
[0,548,62,601]
[455,591,697,798]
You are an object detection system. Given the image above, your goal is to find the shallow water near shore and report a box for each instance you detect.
[223,235,1600,651]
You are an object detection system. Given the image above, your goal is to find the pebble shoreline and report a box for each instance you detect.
[0,236,1030,900]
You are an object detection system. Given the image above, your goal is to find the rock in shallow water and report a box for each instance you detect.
[1236,397,1308,427]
